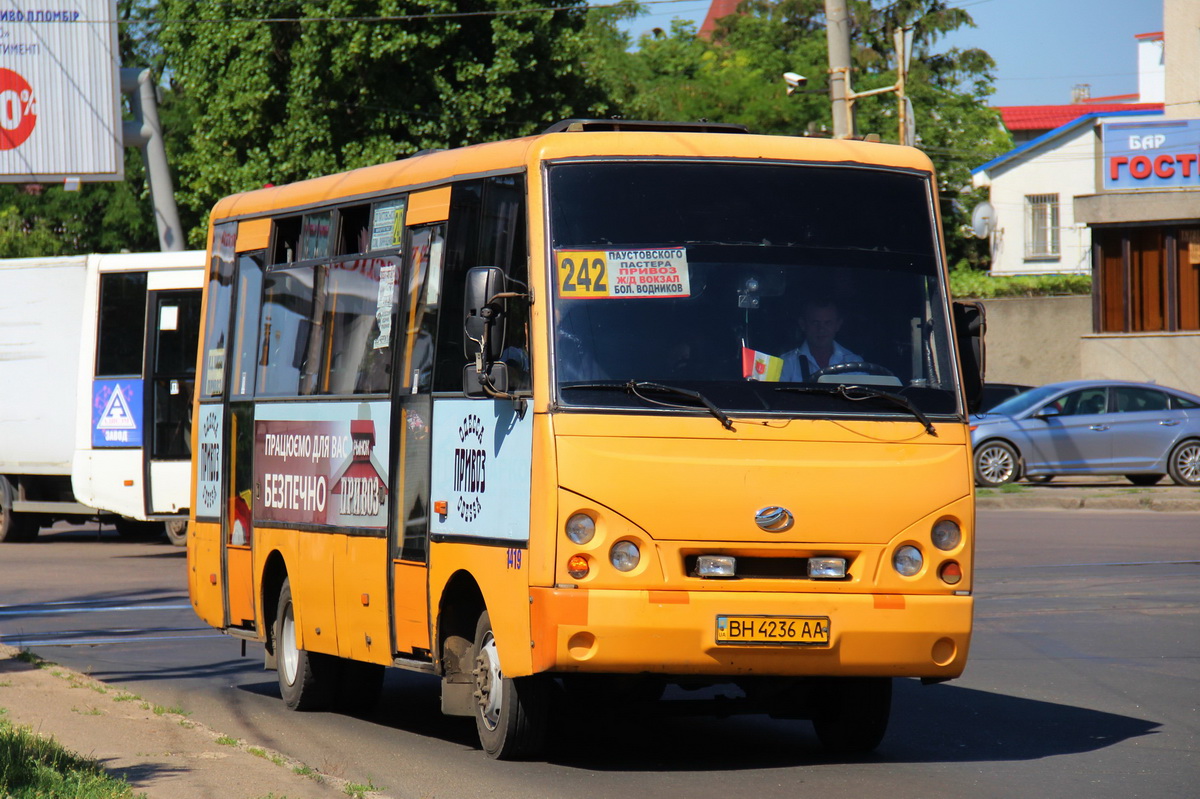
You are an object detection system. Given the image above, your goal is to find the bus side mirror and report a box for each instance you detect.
[463,363,510,397]
[463,266,507,364]
[953,300,986,415]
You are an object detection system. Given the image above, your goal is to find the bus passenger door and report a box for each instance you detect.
[145,290,202,517]
[390,219,444,658]
[223,252,265,630]
[192,227,263,633]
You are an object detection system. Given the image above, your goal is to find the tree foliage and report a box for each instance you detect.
[590,0,1012,268]
[158,0,612,244]
[0,0,1011,263]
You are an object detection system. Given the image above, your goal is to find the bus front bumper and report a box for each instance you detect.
[529,587,973,680]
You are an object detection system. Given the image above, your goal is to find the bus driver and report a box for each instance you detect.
[780,298,862,381]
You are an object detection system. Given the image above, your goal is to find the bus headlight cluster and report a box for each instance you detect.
[565,513,595,545]
[610,541,640,572]
[931,519,961,551]
[893,545,923,577]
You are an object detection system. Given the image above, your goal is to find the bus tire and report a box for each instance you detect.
[165,520,188,546]
[811,677,891,756]
[471,609,550,760]
[0,511,37,543]
[276,578,335,711]
[0,477,37,543]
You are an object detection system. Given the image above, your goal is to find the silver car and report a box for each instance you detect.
[970,379,1200,487]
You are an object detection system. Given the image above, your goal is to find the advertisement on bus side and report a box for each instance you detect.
[253,401,391,529]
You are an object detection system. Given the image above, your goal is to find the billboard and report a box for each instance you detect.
[1103,119,1200,191]
[0,0,122,182]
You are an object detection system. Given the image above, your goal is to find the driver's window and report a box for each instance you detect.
[1054,388,1108,416]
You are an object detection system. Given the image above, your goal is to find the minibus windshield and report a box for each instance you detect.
[547,159,960,418]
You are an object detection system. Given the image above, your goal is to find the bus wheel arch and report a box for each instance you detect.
[436,571,485,682]
[260,551,289,670]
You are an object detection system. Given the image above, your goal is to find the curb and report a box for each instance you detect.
[976,493,1200,513]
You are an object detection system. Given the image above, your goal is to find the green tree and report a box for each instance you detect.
[589,0,1012,268]
[159,0,613,244]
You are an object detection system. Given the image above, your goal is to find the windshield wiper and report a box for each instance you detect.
[563,380,735,431]
[775,384,937,437]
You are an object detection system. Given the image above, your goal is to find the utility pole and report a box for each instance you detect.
[824,0,853,139]
[823,0,915,145]
[122,68,185,252]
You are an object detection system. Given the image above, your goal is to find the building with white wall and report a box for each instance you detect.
[970,2,1200,393]
[972,107,1164,276]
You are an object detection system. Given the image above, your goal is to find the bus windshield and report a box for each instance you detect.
[547,160,959,418]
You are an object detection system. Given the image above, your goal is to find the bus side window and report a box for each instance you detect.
[403,226,444,393]
[96,271,147,377]
[338,204,371,255]
[433,175,529,393]
[200,229,237,398]
[316,255,402,395]
[256,266,316,397]
[229,253,265,399]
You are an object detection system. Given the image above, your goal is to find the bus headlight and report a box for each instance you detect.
[610,541,640,572]
[931,519,961,551]
[565,513,595,545]
[893,545,923,577]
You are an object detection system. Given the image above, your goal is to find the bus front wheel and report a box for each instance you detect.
[811,676,891,756]
[275,578,334,711]
[471,610,550,760]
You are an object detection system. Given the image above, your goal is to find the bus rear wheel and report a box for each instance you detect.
[0,477,37,543]
[471,610,550,760]
[165,520,188,546]
[811,677,891,756]
[275,578,335,711]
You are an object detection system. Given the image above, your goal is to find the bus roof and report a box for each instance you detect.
[209,124,937,223]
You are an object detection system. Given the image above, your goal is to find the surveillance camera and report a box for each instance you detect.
[783,72,807,95]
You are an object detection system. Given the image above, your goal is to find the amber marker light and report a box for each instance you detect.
[940,561,963,585]
[567,555,589,579]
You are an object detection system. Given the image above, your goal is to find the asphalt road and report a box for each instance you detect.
[1,510,1197,799]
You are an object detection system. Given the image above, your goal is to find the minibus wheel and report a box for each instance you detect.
[275,577,334,711]
[471,609,550,759]
[811,676,891,756]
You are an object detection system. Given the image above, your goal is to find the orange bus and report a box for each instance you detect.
[188,120,984,759]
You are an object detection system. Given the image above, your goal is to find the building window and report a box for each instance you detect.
[1094,226,1200,333]
[1024,194,1060,258]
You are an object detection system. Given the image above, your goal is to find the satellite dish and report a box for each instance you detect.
[970,201,996,238]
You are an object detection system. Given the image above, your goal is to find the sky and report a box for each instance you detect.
[623,0,1164,108]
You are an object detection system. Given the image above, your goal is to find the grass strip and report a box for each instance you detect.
[0,715,143,798]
